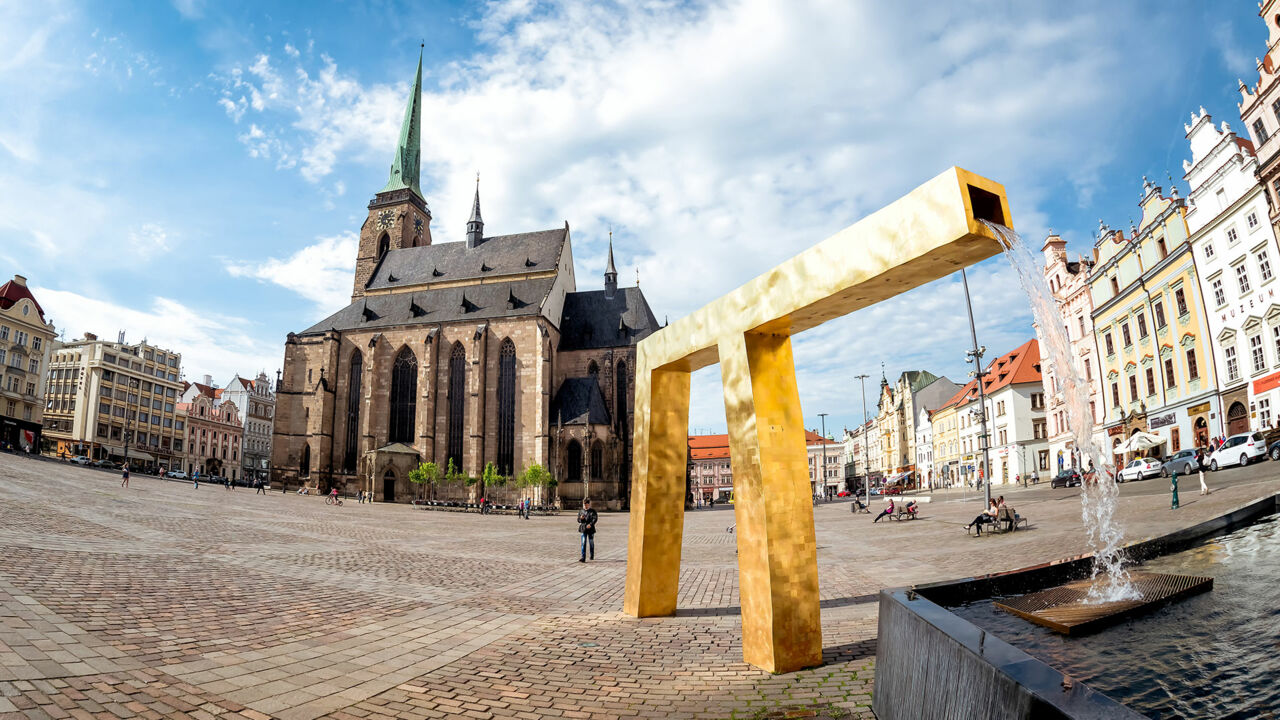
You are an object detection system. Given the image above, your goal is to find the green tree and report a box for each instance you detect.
[408,461,439,501]
[520,463,555,507]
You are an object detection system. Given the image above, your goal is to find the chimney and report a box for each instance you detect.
[12,275,26,287]
[203,374,213,386]
[84,332,97,341]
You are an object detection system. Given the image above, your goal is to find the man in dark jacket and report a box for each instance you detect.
[577,499,598,562]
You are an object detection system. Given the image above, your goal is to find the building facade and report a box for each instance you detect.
[689,434,733,503]
[842,419,879,490]
[222,372,276,482]
[0,275,56,452]
[943,340,1046,485]
[42,333,185,471]
[806,430,842,497]
[1238,1,1280,245]
[1091,180,1219,457]
[874,370,959,484]
[929,399,961,487]
[1040,233,1106,472]
[179,381,243,481]
[913,404,933,488]
[269,56,658,508]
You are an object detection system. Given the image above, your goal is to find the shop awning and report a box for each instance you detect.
[126,450,155,462]
[102,445,125,456]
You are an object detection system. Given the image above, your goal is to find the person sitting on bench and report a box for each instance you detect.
[850,497,869,513]
[900,499,919,519]
[966,498,999,535]
[873,497,895,523]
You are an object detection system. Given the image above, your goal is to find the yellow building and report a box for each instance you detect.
[929,399,962,487]
[1090,179,1218,457]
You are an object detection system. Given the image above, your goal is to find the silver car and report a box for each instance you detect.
[1160,449,1199,477]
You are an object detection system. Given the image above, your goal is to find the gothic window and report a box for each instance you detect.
[389,347,417,443]
[344,350,362,472]
[377,233,390,260]
[590,441,603,481]
[587,360,599,379]
[615,360,628,438]
[497,339,516,475]
[447,342,465,470]
[300,443,311,478]
[566,440,582,483]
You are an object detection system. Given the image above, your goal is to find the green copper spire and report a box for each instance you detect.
[380,49,423,197]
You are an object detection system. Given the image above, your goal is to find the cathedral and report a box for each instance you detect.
[269,54,658,509]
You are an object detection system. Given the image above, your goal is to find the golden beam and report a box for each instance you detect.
[623,167,1012,674]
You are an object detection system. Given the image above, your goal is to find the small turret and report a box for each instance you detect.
[604,229,618,299]
[466,174,484,249]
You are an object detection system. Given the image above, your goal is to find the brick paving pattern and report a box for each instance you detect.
[1,452,1276,719]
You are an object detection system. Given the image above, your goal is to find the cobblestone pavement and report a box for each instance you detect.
[1,453,1277,719]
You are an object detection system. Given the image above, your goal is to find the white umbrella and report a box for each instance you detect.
[1114,431,1165,455]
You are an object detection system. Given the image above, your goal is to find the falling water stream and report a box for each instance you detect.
[983,221,1139,602]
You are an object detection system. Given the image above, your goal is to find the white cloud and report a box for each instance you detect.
[171,0,205,20]
[224,232,358,315]
[128,223,171,254]
[35,287,280,383]
[217,0,1202,430]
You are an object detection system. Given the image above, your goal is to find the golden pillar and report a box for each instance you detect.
[623,167,1012,673]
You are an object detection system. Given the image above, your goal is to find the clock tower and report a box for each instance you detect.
[352,50,433,300]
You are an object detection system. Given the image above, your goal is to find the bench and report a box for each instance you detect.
[968,507,1028,535]
[890,503,920,521]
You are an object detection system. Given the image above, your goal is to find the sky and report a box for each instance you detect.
[0,0,1267,436]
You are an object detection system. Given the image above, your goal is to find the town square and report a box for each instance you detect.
[3,1,1280,718]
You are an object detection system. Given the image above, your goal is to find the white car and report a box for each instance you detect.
[1118,457,1162,482]
[1206,431,1268,471]
[69,456,92,465]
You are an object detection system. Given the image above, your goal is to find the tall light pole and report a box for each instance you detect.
[962,268,992,508]
[855,373,870,508]
[818,412,829,500]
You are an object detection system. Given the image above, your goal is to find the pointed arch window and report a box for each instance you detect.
[389,347,417,443]
[566,440,582,483]
[497,339,516,475]
[447,342,466,470]
[615,360,627,437]
[377,233,390,260]
[343,350,362,472]
[590,440,603,481]
[300,443,311,478]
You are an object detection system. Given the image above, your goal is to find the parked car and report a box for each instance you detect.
[1161,449,1200,477]
[69,456,92,465]
[1269,439,1280,461]
[164,470,188,480]
[1051,468,1083,488]
[91,459,120,470]
[1207,432,1267,471]
[1118,457,1162,482]
[882,485,903,495]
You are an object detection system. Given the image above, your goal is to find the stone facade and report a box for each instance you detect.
[0,275,55,453]
[178,384,243,481]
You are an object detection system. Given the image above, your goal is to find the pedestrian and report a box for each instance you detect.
[577,498,598,562]
[356,489,363,504]
[1197,448,1210,495]
[193,470,199,490]
[256,478,266,495]
[121,466,130,488]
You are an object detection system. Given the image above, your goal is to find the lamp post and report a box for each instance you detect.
[855,374,870,508]
[962,268,992,508]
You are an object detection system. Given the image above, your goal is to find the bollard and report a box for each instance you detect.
[1171,472,1179,510]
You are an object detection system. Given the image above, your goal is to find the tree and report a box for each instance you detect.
[520,463,555,506]
[408,461,439,501]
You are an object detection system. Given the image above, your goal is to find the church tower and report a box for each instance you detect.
[603,231,618,299]
[466,176,484,248]
[352,50,433,300]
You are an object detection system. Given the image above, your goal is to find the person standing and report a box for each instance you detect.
[120,466,130,489]
[577,499,598,562]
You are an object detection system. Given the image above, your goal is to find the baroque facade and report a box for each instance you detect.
[178,381,243,481]
[222,372,276,482]
[0,275,55,452]
[269,55,657,508]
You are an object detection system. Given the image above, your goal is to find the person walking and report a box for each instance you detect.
[1196,447,1210,495]
[120,466,130,488]
[193,470,199,490]
[577,499,598,562]
[255,478,266,495]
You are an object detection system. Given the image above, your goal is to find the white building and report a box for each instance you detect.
[842,419,877,489]
[807,429,842,497]
[221,372,276,483]
[1040,233,1107,473]
[0,275,55,452]
[1183,107,1280,436]
[913,404,934,488]
[954,339,1049,485]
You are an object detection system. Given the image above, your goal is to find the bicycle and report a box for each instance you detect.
[325,495,343,506]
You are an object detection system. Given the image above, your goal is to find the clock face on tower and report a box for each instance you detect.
[376,209,395,230]
[414,217,424,233]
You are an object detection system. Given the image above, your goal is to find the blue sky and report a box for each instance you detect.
[0,0,1266,435]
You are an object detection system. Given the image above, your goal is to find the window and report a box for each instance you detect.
[1156,236,1168,259]
[447,342,465,471]
[1105,332,1115,356]
[1078,316,1086,336]
[1175,288,1188,316]
[1030,393,1044,410]
[1153,301,1166,329]
[1237,263,1251,294]
[496,339,516,476]
[1248,211,1260,230]
[1145,367,1156,396]
[1110,276,1120,296]
[1261,398,1273,428]
[1136,313,1148,339]
[1033,419,1047,439]
[0,349,5,365]
[1260,250,1273,282]
[1164,357,1176,388]
[14,331,26,346]
[1251,334,1266,373]
[1212,278,1226,306]
[1122,322,1132,347]
[32,337,41,351]
[0,326,6,340]
[1205,242,1216,259]
[1254,118,1270,144]
[1171,428,1181,452]
[388,347,417,444]
[343,350,362,473]
[1228,226,1240,245]
[1128,375,1139,401]
[1226,345,1239,382]
[1084,358,1092,381]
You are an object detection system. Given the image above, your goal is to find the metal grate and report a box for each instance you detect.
[995,572,1213,635]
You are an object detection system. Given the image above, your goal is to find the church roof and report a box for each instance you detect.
[552,377,612,426]
[558,286,660,351]
[365,228,566,291]
[300,277,556,334]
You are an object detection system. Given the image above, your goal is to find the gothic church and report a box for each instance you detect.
[269,54,658,509]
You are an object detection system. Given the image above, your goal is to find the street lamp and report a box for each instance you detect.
[962,268,992,507]
[855,373,870,508]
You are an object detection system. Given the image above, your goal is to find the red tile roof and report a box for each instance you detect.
[0,279,45,322]
[688,429,835,460]
[933,339,1041,410]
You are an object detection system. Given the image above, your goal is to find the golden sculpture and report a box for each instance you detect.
[623,167,1012,673]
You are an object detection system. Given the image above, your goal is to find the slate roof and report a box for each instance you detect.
[300,277,556,335]
[366,229,566,291]
[552,377,611,426]
[559,287,660,351]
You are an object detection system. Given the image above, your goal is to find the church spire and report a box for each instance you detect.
[604,227,618,298]
[466,173,484,248]
[380,48,424,198]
